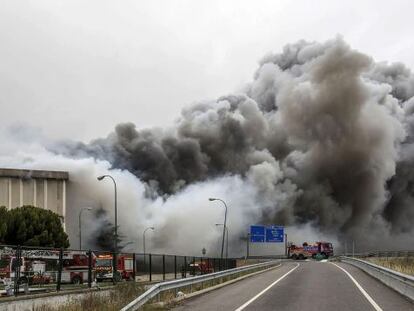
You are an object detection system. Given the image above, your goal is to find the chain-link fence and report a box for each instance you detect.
[0,244,236,299]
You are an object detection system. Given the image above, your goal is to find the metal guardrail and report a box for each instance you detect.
[338,250,414,258]
[120,260,281,311]
[341,256,414,302]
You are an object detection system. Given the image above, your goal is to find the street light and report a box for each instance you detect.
[97,174,118,280]
[215,224,228,260]
[209,198,228,262]
[143,227,155,256]
[79,207,92,249]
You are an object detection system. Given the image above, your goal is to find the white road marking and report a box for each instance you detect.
[234,263,300,311]
[331,263,383,311]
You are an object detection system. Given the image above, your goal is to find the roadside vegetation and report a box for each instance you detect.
[34,282,158,311]
[0,205,69,248]
[365,257,414,276]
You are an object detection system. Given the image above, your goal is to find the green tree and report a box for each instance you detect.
[5,205,69,248]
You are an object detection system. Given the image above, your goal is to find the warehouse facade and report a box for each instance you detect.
[0,168,68,230]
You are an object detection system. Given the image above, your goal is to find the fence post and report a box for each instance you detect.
[192,257,195,276]
[162,255,166,281]
[149,254,152,282]
[184,256,187,278]
[113,248,118,284]
[132,253,136,281]
[112,251,116,285]
[174,255,177,279]
[57,248,63,292]
[13,245,21,296]
[88,250,92,288]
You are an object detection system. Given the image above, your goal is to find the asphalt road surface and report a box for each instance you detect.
[172,261,414,311]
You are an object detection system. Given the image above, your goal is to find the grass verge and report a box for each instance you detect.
[365,257,414,276]
[34,282,146,311]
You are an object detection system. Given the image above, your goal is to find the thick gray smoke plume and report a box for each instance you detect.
[4,37,414,253]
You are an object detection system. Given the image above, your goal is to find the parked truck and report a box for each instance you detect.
[288,241,334,260]
[0,248,93,285]
[95,254,134,282]
[188,260,214,275]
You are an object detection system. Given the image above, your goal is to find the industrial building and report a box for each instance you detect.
[0,168,68,229]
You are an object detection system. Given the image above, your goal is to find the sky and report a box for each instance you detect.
[1,0,413,142]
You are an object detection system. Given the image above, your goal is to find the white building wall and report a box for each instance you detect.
[0,174,67,230]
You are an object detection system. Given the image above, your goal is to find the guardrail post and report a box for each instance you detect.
[162,255,166,281]
[88,249,92,288]
[132,253,136,281]
[149,254,152,282]
[56,248,63,292]
[174,255,177,279]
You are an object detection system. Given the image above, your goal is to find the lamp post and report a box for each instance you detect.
[209,198,228,263]
[97,174,118,280]
[143,227,155,257]
[79,207,92,249]
[215,224,228,260]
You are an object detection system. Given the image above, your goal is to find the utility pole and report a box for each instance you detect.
[97,175,118,279]
[284,233,288,257]
[246,233,250,259]
[209,198,228,262]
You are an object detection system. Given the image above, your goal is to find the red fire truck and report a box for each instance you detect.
[288,241,334,260]
[95,254,134,282]
[0,248,94,285]
[189,260,214,275]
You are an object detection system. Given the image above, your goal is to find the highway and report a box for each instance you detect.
[173,261,414,311]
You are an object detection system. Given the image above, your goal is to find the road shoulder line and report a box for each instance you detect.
[234,263,300,311]
[331,262,383,311]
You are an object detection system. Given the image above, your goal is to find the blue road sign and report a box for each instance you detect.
[250,225,284,243]
[250,225,265,236]
[250,225,265,242]
[265,226,284,242]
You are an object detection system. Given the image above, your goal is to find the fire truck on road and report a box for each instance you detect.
[288,241,334,260]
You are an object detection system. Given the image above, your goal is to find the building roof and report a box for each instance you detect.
[0,168,69,180]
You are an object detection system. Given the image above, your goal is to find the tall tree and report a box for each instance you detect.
[5,206,69,248]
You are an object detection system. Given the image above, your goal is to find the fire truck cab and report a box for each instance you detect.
[189,260,214,275]
[0,249,93,285]
[95,254,134,282]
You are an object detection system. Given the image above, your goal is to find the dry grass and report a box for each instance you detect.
[34,282,152,311]
[366,257,414,276]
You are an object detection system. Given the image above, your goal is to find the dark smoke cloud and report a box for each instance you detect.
[53,37,414,250]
